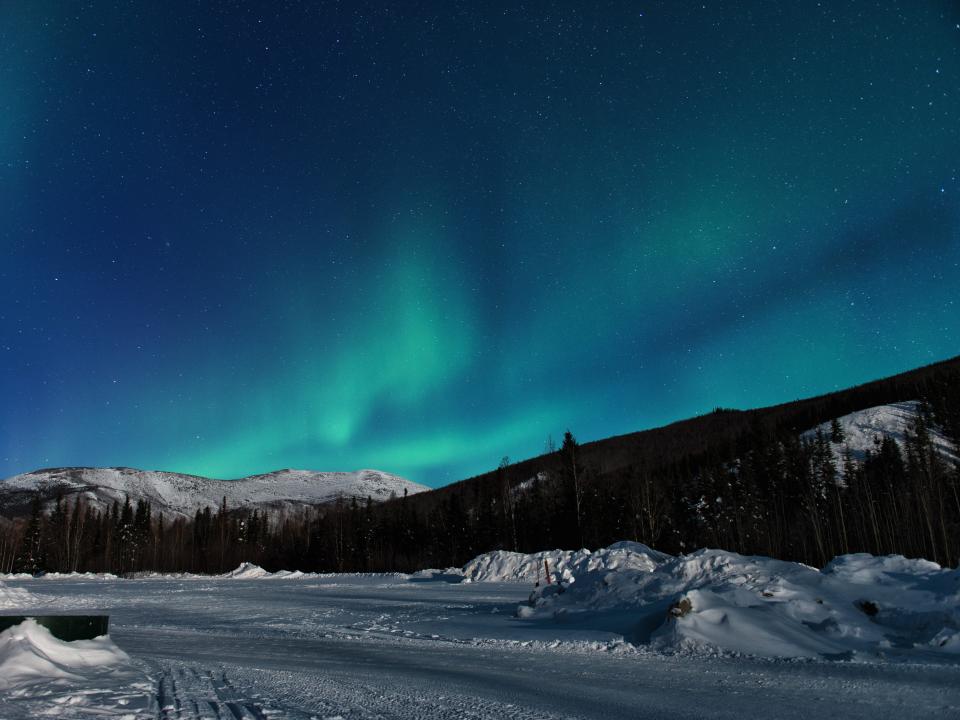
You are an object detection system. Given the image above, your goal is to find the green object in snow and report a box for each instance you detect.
[0,615,109,641]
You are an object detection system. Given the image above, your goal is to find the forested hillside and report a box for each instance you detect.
[2,355,959,575]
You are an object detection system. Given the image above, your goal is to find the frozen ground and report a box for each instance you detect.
[2,569,960,719]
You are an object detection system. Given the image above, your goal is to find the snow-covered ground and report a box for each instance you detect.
[802,400,958,466]
[0,467,428,519]
[0,581,42,609]
[2,545,960,719]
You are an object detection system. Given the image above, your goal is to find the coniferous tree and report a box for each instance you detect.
[46,492,67,571]
[560,430,585,547]
[830,418,845,444]
[15,496,45,574]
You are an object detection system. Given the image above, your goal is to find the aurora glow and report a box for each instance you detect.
[2,2,959,486]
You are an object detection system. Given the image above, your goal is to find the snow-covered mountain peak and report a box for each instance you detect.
[0,466,429,519]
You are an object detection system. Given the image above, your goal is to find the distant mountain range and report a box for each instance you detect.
[0,467,429,520]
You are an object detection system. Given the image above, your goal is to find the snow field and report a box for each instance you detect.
[3,540,960,718]
[1,568,958,719]
[0,579,42,609]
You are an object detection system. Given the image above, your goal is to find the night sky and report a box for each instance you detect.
[2,2,959,486]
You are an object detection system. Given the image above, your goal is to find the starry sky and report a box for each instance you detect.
[1,1,959,486]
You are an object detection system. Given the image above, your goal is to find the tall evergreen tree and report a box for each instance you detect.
[15,496,45,574]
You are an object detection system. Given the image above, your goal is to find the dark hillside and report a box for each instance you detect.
[365,354,960,570]
[422,353,960,501]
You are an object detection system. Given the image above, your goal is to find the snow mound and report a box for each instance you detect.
[220,564,319,579]
[1,571,120,580]
[131,567,311,580]
[221,562,271,579]
[410,567,465,582]
[519,547,960,660]
[802,400,958,466]
[463,541,671,584]
[45,571,119,580]
[271,569,306,579]
[0,580,42,609]
[0,619,134,693]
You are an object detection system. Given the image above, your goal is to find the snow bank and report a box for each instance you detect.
[0,579,41,609]
[271,569,306,579]
[463,541,670,584]
[410,567,465,582]
[47,571,119,580]
[106,565,409,581]
[220,564,311,579]
[221,562,271,579]
[0,571,119,580]
[0,572,117,580]
[518,546,960,660]
[0,619,133,693]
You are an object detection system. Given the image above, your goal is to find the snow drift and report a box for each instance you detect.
[463,541,670,584]
[221,562,272,579]
[1,571,118,581]
[0,619,135,693]
[468,543,960,660]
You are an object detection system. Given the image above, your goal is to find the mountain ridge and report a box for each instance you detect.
[0,466,429,520]
[434,353,960,497]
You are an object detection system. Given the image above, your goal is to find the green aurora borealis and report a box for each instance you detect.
[1,2,959,485]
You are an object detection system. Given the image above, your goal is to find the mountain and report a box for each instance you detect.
[431,354,960,500]
[801,400,959,466]
[364,354,960,571]
[0,467,429,520]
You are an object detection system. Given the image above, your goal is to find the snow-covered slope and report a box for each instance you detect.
[0,466,429,519]
[802,400,958,466]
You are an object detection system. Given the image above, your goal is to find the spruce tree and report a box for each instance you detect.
[830,418,845,444]
[15,496,46,574]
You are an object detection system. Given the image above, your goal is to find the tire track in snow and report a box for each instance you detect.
[149,659,566,720]
[152,663,289,720]
[217,663,568,720]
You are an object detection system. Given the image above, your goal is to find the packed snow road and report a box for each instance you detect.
[2,574,960,719]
